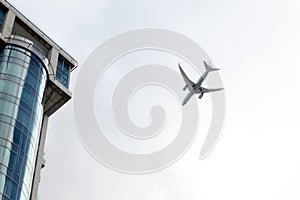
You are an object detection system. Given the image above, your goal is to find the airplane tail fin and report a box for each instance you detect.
[204,61,219,71]
[201,87,224,93]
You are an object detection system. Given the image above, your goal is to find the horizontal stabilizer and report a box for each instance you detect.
[204,61,219,71]
[201,87,224,93]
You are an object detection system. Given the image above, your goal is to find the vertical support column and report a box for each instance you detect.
[48,47,59,80]
[30,115,49,200]
[1,10,15,38]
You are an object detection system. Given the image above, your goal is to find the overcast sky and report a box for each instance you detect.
[9,0,300,199]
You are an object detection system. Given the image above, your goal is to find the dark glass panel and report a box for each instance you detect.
[0,7,6,30]
[0,42,47,200]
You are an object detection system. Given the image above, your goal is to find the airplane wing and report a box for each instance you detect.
[178,63,195,92]
[182,91,194,106]
[201,87,224,93]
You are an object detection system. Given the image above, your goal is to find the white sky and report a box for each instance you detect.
[9,0,300,199]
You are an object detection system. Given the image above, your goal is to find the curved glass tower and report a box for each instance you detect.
[0,36,48,200]
[0,1,77,200]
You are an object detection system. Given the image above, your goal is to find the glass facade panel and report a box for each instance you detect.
[0,43,47,200]
[0,6,6,30]
[55,57,69,88]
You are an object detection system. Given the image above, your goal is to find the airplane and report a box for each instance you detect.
[179,61,224,106]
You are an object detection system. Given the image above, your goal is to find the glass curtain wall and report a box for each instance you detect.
[0,41,47,200]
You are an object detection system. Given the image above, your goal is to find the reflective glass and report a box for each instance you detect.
[56,57,70,88]
[0,7,5,29]
[0,43,47,200]
[0,80,19,97]
[0,122,10,137]
[0,100,15,117]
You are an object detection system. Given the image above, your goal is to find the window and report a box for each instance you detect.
[56,57,70,88]
[0,6,6,30]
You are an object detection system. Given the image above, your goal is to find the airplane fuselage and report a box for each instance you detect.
[179,61,223,106]
[191,69,210,93]
[192,85,203,94]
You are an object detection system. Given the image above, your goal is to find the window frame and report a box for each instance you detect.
[55,56,70,88]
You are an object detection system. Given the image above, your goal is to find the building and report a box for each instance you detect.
[0,1,77,199]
